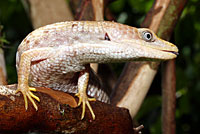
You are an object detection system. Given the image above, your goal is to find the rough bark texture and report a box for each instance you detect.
[0,85,134,134]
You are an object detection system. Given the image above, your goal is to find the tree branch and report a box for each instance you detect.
[0,84,134,133]
[162,59,176,134]
[26,0,74,29]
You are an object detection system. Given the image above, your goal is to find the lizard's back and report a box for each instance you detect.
[17,21,138,59]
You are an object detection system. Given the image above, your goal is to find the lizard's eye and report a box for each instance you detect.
[142,31,153,42]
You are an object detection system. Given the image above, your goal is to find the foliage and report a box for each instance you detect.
[0,0,200,133]
[0,25,9,48]
[0,0,32,83]
[175,0,200,133]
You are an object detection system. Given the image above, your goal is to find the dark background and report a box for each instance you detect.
[0,0,200,133]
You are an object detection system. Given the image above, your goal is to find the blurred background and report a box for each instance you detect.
[0,0,200,133]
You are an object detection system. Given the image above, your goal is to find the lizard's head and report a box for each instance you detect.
[117,28,178,61]
[138,28,178,53]
[135,28,178,60]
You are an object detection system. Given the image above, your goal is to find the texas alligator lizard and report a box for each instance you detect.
[16,21,178,120]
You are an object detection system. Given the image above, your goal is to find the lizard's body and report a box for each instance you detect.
[16,21,178,119]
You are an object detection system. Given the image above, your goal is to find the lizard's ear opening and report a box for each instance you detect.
[104,33,111,41]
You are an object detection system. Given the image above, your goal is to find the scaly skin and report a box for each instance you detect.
[16,21,178,120]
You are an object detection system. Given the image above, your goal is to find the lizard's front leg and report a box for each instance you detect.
[16,48,53,110]
[16,51,40,110]
[75,66,96,120]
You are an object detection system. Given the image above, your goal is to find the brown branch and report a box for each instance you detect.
[0,84,134,133]
[159,1,187,134]
[72,0,95,21]
[133,125,144,134]
[26,0,74,29]
[111,62,159,117]
[162,59,176,134]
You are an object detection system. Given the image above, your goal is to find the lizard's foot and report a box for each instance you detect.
[16,86,40,111]
[75,92,96,120]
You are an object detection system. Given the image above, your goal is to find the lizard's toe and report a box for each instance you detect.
[29,89,40,102]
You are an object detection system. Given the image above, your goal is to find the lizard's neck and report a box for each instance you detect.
[72,41,172,64]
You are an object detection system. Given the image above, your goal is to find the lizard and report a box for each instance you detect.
[16,21,178,120]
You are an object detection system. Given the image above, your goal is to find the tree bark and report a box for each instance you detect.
[0,84,134,133]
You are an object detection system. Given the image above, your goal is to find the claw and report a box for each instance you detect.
[22,93,28,110]
[29,91,40,102]
[75,92,96,120]
[85,100,95,120]
[17,86,39,111]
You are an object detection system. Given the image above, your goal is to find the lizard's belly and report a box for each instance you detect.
[29,63,110,103]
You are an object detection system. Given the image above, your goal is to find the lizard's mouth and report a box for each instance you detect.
[162,50,179,56]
